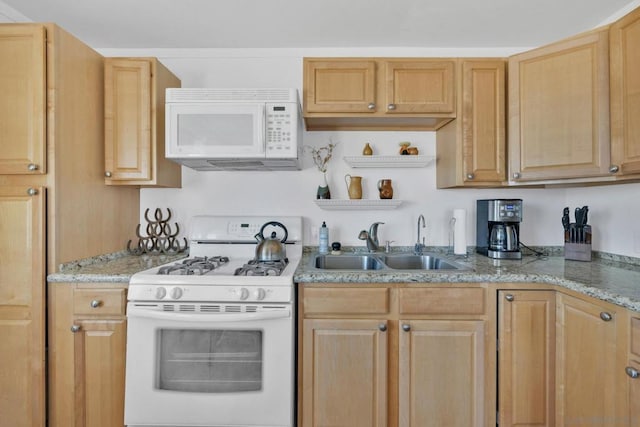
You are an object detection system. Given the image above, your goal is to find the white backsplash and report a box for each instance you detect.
[94,46,640,258]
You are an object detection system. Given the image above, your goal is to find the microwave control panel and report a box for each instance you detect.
[265,103,298,157]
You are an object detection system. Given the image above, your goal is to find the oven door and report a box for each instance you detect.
[124,303,293,427]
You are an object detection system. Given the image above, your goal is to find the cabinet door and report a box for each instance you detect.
[610,7,640,176]
[302,318,387,427]
[626,360,640,427]
[398,320,485,427]
[303,59,377,113]
[498,291,556,427]
[462,60,506,183]
[0,186,45,427]
[72,319,126,427]
[385,60,455,114]
[0,25,46,175]
[556,294,619,426]
[104,58,152,181]
[509,29,610,181]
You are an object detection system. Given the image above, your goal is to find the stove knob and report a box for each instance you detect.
[254,288,267,300]
[155,287,167,299]
[239,288,250,300]
[170,287,183,299]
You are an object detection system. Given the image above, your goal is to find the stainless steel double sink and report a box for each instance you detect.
[312,252,469,271]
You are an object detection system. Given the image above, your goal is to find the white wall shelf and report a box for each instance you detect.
[314,199,403,210]
[343,155,434,168]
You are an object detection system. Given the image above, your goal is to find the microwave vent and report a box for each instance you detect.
[166,88,298,103]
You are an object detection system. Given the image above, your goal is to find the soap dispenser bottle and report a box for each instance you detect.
[319,222,329,254]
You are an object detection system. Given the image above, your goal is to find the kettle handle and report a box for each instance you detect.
[258,221,288,243]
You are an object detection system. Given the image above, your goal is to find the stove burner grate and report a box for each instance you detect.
[234,259,288,276]
[158,256,230,275]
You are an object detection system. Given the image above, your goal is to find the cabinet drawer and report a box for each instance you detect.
[303,287,390,315]
[632,317,640,358]
[399,287,485,315]
[74,288,126,315]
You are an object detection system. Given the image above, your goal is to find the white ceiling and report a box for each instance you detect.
[0,0,636,49]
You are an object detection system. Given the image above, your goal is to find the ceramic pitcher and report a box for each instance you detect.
[377,179,393,199]
[344,174,363,199]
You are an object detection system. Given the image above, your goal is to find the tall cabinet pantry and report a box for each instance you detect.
[0,24,139,427]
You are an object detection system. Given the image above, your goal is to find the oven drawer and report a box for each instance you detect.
[74,288,126,315]
[303,287,390,315]
[398,287,485,315]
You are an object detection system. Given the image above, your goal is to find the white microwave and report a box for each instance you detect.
[165,88,302,171]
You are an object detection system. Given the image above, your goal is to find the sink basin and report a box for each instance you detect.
[314,255,385,270]
[312,252,468,271]
[381,254,460,270]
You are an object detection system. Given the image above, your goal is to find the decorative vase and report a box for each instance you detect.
[317,172,331,199]
[362,143,373,155]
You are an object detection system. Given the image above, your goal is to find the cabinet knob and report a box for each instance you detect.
[387,103,396,111]
[466,173,474,180]
[512,172,521,179]
[626,367,639,379]
[402,324,411,332]
[27,188,38,196]
[505,294,515,302]
[70,325,81,333]
[609,165,620,174]
[105,171,112,178]
[90,300,102,308]
[367,103,376,110]
[27,163,39,171]
[378,324,387,332]
[599,312,613,322]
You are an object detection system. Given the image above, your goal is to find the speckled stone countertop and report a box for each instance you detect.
[294,247,640,313]
[47,251,187,283]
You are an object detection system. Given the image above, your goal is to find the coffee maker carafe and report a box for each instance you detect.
[477,199,522,259]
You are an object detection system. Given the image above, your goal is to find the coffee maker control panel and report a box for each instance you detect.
[488,200,522,222]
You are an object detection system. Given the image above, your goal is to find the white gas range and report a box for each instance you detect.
[124,215,302,427]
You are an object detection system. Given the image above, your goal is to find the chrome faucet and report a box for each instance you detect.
[415,214,426,254]
[358,222,385,252]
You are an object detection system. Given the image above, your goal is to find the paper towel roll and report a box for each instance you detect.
[453,209,467,255]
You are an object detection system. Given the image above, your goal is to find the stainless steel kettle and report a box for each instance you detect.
[254,221,288,262]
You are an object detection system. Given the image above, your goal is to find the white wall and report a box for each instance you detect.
[95,47,640,257]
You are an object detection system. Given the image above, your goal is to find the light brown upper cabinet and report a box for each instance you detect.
[436,59,506,188]
[303,58,455,131]
[0,25,46,175]
[610,6,640,177]
[104,57,182,187]
[508,28,611,183]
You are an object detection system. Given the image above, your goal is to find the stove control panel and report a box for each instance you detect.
[130,284,292,304]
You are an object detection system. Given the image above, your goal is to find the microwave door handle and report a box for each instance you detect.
[127,307,291,322]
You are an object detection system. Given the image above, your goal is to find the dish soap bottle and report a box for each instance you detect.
[319,222,329,254]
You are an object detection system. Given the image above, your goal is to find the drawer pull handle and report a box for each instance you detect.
[378,324,387,332]
[28,163,39,171]
[505,294,515,302]
[402,324,411,332]
[599,312,613,322]
[70,325,81,333]
[367,103,376,110]
[626,367,639,379]
[90,300,102,308]
[27,188,38,196]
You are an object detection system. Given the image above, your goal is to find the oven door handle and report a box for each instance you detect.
[127,307,291,322]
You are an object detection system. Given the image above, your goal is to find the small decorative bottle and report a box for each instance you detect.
[362,143,373,156]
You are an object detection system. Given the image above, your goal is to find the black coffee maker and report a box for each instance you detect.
[476,199,522,259]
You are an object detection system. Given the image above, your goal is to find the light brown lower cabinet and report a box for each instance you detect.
[299,284,492,427]
[48,283,127,427]
[555,293,625,426]
[498,290,556,426]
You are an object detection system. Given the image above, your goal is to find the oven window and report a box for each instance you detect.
[157,329,263,393]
